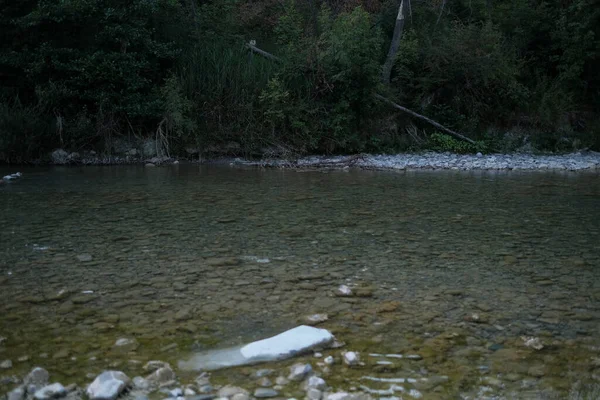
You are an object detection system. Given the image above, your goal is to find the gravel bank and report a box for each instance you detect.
[240,151,600,171]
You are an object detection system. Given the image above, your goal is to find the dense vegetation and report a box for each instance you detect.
[1,0,599,162]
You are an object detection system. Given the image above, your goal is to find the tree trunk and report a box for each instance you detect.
[381,0,408,85]
[373,94,477,145]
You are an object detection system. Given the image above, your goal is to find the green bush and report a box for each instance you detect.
[428,132,485,154]
[0,99,54,163]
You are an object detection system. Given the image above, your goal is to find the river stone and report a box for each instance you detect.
[34,383,67,400]
[143,361,170,372]
[146,367,175,384]
[179,326,334,371]
[307,388,322,400]
[217,386,249,398]
[76,254,93,262]
[87,371,131,400]
[257,377,272,387]
[304,376,326,390]
[230,394,248,400]
[342,351,360,366]
[7,386,25,400]
[132,377,150,390]
[325,393,372,400]
[305,314,328,325]
[113,338,139,353]
[253,388,278,398]
[25,367,50,390]
[0,359,13,369]
[288,363,312,381]
[274,377,289,386]
[51,149,69,164]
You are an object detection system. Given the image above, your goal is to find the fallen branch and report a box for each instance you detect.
[246,43,282,63]
[373,93,477,145]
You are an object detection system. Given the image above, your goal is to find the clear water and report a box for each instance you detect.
[1,165,599,398]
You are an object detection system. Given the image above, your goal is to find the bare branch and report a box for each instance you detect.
[373,93,477,145]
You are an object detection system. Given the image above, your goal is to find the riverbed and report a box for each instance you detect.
[1,165,599,399]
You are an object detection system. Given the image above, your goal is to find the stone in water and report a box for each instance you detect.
[87,371,131,400]
[178,325,334,371]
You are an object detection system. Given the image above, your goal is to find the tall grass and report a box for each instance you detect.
[177,42,280,150]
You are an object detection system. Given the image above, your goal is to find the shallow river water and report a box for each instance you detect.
[1,165,599,399]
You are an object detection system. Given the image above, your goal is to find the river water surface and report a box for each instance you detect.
[1,165,599,399]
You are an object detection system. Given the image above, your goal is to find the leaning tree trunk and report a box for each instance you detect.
[381,0,408,85]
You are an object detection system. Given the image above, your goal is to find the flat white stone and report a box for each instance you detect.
[179,326,334,371]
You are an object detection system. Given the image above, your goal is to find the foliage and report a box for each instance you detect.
[428,132,485,154]
[0,98,54,163]
[1,0,599,161]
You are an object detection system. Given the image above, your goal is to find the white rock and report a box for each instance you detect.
[407,389,422,399]
[169,388,183,397]
[132,377,150,390]
[336,285,352,296]
[87,371,131,400]
[217,386,249,398]
[143,361,170,372]
[231,394,249,400]
[342,351,360,366]
[305,376,327,390]
[146,367,175,384]
[275,377,289,386]
[179,326,334,371]
[288,363,312,381]
[521,336,544,350]
[184,388,196,396]
[305,314,328,324]
[0,359,13,369]
[306,388,322,400]
[7,386,25,400]
[34,383,66,400]
[324,356,334,365]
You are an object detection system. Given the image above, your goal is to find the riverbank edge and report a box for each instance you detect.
[3,151,600,171]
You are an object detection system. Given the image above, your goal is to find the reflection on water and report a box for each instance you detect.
[1,165,599,397]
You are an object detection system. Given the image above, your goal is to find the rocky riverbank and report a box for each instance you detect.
[240,151,600,171]
[15,147,600,171]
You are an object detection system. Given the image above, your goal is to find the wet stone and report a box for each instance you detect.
[288,363,312,381]
[7,387,25,400]
[33,383,67,400]
[253,388,279,398]
[87,371,131,400]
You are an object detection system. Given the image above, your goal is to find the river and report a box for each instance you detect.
[1,165,599,399]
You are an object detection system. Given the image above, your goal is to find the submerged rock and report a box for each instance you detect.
[342,352,360,366]
[217,386,248,398]
[7,386,25,400]
[34,383,67,400]
[113,338,139,353]
[253,388,278,398]
[87,371,131,400]
[146,367,175,385]
[179,326,334,371]
[288,363,312,381]
[24,367,50,392]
